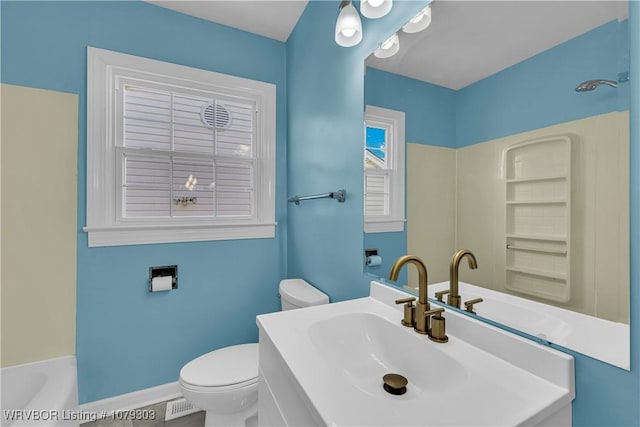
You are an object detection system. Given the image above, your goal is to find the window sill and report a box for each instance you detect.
[83,223,276,247]
[364,218,405,233]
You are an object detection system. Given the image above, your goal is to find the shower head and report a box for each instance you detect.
[575,79,618,92]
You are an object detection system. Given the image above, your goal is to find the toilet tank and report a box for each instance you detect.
[279,279,329,311]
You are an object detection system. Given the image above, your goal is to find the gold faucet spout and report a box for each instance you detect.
[389,255,429,304]
[448,249,478,309]
[389,255,430,334]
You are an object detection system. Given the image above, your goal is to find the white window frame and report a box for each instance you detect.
[84,47,276,247]
[364,105,405,233]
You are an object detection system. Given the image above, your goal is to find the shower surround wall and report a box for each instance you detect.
[1,1,287,403]
[406,112,629,321]
[1,85,78,367]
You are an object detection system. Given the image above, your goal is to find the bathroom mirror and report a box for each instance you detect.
[363,0,630,369]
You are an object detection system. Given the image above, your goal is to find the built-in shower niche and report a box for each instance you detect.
[505,136,571,303]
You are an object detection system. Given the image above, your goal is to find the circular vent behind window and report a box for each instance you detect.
[200,102,232,129]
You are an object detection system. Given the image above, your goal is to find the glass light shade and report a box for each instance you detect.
[360,0,393,19]
[402,5,432,33]
[374,33,399,59]
[335,2,363,47]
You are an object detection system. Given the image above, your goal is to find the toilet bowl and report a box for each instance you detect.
[178,279,329,426]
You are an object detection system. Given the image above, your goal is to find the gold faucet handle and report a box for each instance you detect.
[395,297,416,305]
[434,289,450,302]
[463,298,483,314]
[424,308,448,343]
[424,307,445,318]
[395,297,416,327]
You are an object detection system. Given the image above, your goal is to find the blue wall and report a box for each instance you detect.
[365,19,629,150]
[363,67,456,282]
[363,232,407,284]
[286,0,427,302]
[1,1,287,403]
[289,1,640,426]
[365,67,456,147]
[457,19,630,147]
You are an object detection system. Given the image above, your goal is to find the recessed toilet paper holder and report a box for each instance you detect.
[149,265,178,291]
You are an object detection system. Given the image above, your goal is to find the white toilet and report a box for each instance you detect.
[178,279,329,426]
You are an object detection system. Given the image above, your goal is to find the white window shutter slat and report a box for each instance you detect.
[173,124,214,155]
[365,173,389,216]
[215,162,253,217]
[215,101,254,158]
[123,155,171,218]
[121,86,256,220]
[124,188,171,217]
[171,160,214,217]
[124,156,171,187]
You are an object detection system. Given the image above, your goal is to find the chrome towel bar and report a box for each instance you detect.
[288,189,346,205]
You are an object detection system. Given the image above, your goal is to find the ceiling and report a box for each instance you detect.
[146,0,308,42]
[147,1,628,90]
[366,1,629,90]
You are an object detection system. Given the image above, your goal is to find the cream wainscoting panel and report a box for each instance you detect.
[407,144,456,286]
[1,84,78,366]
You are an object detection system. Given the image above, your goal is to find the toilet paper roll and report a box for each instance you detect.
[151,275,173,292]
[366,255,383,267]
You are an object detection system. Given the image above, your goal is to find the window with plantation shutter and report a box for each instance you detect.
[364,105,405,233]
[85,47,276,247]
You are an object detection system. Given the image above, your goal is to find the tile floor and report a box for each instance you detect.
[80,400,205,427]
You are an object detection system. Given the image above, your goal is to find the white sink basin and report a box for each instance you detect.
[257,281,574,426]
[308,312,467,399]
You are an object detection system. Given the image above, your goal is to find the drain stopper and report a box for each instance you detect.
[382,373,408,395]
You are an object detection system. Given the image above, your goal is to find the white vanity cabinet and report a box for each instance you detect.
[256,281,574,427]
[257,330,320,426]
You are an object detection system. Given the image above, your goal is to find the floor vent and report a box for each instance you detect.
[165,398,200,421]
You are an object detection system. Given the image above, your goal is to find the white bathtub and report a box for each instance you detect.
[1,356,79,427]
[427,281,630,370]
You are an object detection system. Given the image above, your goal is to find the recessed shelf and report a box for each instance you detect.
[506,175,567,184]
[506,200,567,205]
[506,266,566,281]
[506,233,567,242]
[504,135,571,303]
[506,244,567,255]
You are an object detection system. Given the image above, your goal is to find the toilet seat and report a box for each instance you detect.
[179,343,258,390]
[180,376,258,393]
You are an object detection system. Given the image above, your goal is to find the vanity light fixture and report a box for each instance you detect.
[335,0,363,47]
[335,0,394,47]
[374,33,400,58]
[402,4,432,33]
[360,0,393,19]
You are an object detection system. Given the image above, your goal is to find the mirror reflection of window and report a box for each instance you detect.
[365,126,387,169]
[364,105,405,232]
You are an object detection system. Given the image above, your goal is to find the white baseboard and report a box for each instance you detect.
[77,382,181,418]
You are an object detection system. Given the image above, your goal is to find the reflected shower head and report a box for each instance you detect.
[575,79,618,92]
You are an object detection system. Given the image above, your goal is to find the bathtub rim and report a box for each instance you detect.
[1,355,79,427]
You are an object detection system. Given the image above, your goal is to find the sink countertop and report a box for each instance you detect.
[257,281,574,426]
